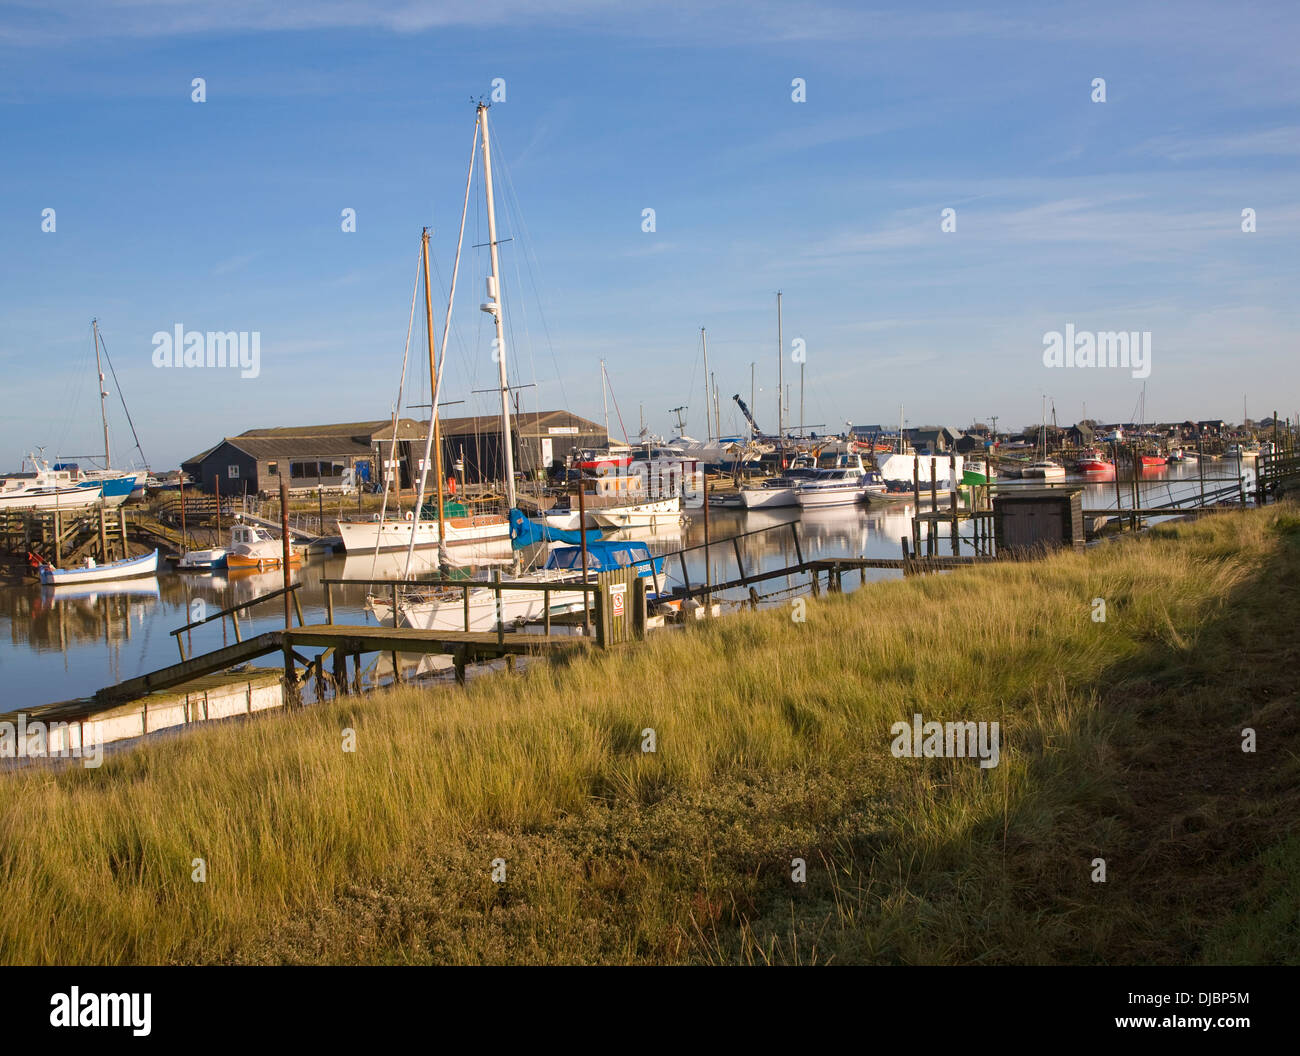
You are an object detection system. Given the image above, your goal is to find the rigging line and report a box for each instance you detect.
[406,116,480,579]
[96,329,149,469]
[489,128,571,416]
[369,246,424,578]
[603,364,632,445]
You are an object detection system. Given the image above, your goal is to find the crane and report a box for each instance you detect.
[732,393,764,438]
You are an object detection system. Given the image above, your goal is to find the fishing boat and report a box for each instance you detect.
[1136,452,1166,468]
[1165,448,1195,464]
[225,523,303,570]
[370,540,667,632]
[1076,450,1114,474]
[38,549,159,585]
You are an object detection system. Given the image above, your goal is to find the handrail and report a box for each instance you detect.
[171,583,302,636]
[320,576,598,594]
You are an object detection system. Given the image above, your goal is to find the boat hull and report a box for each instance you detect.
[740,486,797,509]
[796,486,866,508]
[0,485,104,511]
[589,498,682,528]
[337,514,511,553]
[39,549,159,585]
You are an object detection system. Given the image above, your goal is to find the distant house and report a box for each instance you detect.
[1197,420,1226,436]
[905,427,958,454]
[954,433,987,455]
[1065,423,1095,447]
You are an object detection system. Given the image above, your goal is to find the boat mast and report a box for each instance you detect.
[92,319,110,469]
[701,327,711,442]
[601,359,610,444]
[477,101,517,511]
[421,228,446,541]
[777,292,784,458]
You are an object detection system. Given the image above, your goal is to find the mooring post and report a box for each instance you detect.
[325,582,334,625]
[493,569,504,648]
[279,479,292,631]
[578,486,590,637]
[702,474,711,616]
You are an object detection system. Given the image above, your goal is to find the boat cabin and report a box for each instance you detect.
[231,525,276,546]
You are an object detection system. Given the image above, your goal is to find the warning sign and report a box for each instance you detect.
[609,583,627,618]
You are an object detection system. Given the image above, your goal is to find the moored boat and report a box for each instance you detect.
[39,549,159,585]
[225,523,304,570]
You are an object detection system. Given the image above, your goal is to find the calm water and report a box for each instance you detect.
[0,462,1251,709]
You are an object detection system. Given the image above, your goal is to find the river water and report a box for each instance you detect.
[0,461,1251,709]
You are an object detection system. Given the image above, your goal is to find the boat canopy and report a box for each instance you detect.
[544,541,663,576]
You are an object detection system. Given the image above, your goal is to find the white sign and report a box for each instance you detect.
[609,582,627,618]
[548,426,579,435]
[541,437,554,465]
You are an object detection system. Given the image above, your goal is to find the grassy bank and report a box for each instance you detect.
[3,506,1298,964]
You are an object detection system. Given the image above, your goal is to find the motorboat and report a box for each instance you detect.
[176,546,229,571]
[226,523,304,570]
[738,457,820,509]
[1021,460,1067,480]
[795,467,868,508]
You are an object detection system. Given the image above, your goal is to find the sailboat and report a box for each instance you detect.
[338,118,515,555]
[1021,396,1066,479]
[57,320,150,505]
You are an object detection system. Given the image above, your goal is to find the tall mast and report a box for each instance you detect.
[777,292,784,456]
[701,327,711,442]
[712,373,721,438]
[601,359,610,443]
[92,319,110,468]
[421,228,446,540]
[477,102,516,510]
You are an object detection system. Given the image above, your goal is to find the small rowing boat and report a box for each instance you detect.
[39,549,159,585]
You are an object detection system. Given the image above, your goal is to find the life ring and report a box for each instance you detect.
[405,511,414,521]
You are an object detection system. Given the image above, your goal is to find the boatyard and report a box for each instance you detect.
[5,0,1300,1004]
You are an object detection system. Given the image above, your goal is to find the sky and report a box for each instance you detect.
[1,0,1297,470]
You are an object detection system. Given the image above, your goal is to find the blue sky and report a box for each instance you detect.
[1,0,1297,469]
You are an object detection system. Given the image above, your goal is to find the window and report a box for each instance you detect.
[227,465,239,479]
[267,462,278,476]
[290,461,312,479]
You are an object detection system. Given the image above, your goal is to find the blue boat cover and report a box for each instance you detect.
[508,508,603,548]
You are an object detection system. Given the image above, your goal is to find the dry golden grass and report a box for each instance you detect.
[2,506,1297,964]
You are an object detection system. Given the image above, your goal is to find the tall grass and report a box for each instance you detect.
[2,506,1296,964]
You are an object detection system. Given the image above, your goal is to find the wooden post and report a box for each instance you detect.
[1198,436,1205,509]
[901,536,912,577]
[53,510,61,565]
[702,474,711,614]
[929,457,937,555]
[463,583,470,632]
[789,521,805,568]
[231,609,242,643]
[98,503,108,561]
[325,582,335,625]
[215,474,222,539]
[454,648,466,685]
[333,648,348,695]
[543,587,551,636]
[578,485,590,636]
[179,475,188,550]
[732,537,746,584]
[280,479,292,630]
[493,569,504,648]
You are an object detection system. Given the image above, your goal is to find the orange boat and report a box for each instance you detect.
[225,523,304,570]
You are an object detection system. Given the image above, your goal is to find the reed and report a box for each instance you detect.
[2,505,1296,964]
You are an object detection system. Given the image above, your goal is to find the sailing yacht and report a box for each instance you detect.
[338,113,517,555]
[1021,396,1065,479]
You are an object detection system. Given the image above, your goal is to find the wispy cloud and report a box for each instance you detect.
[1133,126,1300,162]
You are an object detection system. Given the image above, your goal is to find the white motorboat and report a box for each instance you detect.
[176,546,228,570]
[795,467,868,508]
[0,476,103,511]
[588,497,682,528]
[39,549,159,585]
[738,457,820,509]
[1021,460,1066,480]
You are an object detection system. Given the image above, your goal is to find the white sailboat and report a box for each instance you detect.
[339,116,514,556]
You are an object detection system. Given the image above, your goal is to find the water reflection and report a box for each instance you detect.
[0,459,1255,708]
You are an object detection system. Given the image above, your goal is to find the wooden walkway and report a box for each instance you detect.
[97,624,589,705]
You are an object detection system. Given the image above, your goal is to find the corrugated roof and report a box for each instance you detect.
[238,418,427,440]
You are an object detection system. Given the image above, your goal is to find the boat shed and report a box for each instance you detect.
[993,488,1085,556]
[182,411,608,495]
